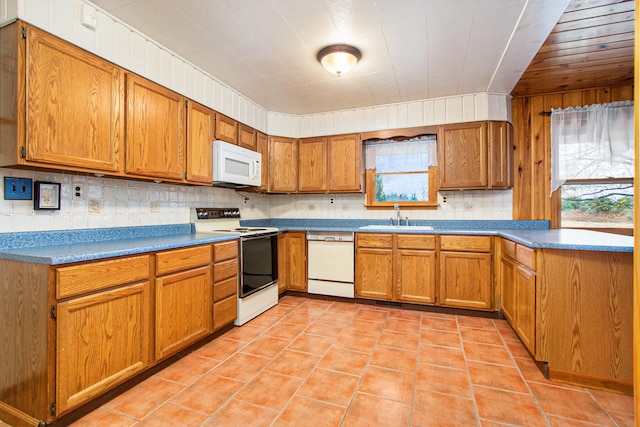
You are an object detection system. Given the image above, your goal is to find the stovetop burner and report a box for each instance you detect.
[193,208,278,237]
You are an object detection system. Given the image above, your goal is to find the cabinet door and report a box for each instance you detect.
[256,132,269,191]
[155,266,212,359]
[126,74,185,180]
[515,265,536,353]
[355,248,393,300]
[186,101,214,184]
[269,136,298,192]
[328,134,363,192]
[438,122,487,189]
[439,251,492,309]
[56,282,150,414]
[488,121,513,189]
[238,123,257,150]
[500,256,516,325]
[215,113,238,144]
[298,137,327,192]
[25,26,124,172]
[278,232,307,291]
[396,249,436,304]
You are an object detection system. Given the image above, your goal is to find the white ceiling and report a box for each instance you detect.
[88,0,570,115]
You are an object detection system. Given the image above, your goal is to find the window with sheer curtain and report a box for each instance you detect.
[550,101,633,230]
[364,136,438,208]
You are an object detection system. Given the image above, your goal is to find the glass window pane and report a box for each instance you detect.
[375,173,430,202]
[561,182,633,229]
[376,153,430,173]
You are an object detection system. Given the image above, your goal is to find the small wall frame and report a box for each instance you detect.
[34,181,61,210]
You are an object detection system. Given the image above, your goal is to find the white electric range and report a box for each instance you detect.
[193,208,279,325]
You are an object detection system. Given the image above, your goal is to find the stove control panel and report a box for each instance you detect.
[195,207,241,220]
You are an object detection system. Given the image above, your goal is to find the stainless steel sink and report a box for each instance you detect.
[358,224,434,231]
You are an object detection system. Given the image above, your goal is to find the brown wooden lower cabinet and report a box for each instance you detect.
[213,240,239,330]
[277,232,307,292]
[355,233,436,303]
[56,282,151,414]
[0,240,240,425]
[499,238,536,354]
[438,235,492,310]
[498,238,633,393]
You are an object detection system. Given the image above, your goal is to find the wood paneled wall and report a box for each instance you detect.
[511,85,633,226]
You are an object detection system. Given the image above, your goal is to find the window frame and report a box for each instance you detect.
[364,166,438,209]
[559,177,633,235]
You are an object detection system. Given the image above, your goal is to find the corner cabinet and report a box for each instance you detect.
[125,74,185,181]
[278,232,307,292]
[438,121,513,190]
[0,22,125,173]
[439,235,493,310]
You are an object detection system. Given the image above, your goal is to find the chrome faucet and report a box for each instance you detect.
[394,203,401,226]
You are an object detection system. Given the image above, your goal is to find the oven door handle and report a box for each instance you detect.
[241,231,279,241]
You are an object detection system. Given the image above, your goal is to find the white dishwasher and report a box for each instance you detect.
[307,231,355,298]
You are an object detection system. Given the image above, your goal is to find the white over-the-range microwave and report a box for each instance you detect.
[212,140,262,188]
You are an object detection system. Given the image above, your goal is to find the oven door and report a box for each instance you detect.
[240,233,278,298]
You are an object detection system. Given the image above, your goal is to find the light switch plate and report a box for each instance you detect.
[4,177,33,200]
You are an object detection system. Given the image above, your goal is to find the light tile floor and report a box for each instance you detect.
[70,296,635,427]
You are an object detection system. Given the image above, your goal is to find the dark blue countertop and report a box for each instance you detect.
[0,220,632,265]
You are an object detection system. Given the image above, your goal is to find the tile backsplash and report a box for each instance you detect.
[0,168,512,233]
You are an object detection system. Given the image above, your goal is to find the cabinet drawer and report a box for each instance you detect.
[156,245,212,276]
[214,240,238,263]
[397,234,436,250]
[440,235,492,252]
[214,294,237,330]
[516,245,536,271]
[214,276,237,301]
[501,239,516,260]
[57,255,150,299]
[356,233,393,249]
[214,258,238,282]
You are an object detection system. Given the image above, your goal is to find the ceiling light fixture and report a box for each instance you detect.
[317,45,362,76]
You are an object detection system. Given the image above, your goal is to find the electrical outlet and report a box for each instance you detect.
[4,177,33,200]
[73,183,84,200]
[330,198,334,204]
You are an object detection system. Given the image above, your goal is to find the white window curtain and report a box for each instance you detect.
[365,135,437,171]
[550,101,634,194]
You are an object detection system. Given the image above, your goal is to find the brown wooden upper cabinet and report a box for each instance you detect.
[296,134,363,193]
[126,74,185,181]
[328,134,363,192]
[269,136,299,192]
[298,137,328,192]
[0,22,125,173]
[437,121,513,190]
[215,113,238,145]
[186,101,215,184]
[238,123,257,150]
[256,131,269,191]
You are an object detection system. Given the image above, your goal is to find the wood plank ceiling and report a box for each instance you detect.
[511,0,634,97]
